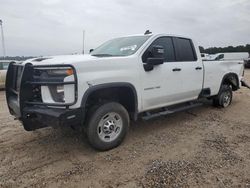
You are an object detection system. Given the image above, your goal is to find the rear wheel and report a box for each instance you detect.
[213,85,232,108]
[86,102,129,151]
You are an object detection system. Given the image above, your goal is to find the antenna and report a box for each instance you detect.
[82,30,85,54]
[144,30,152,35]
[0,19,6,58]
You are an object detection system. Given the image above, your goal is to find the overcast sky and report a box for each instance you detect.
[0,0,249,56]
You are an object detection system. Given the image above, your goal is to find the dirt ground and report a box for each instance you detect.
[0,70,250,188]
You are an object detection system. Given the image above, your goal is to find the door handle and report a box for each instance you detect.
[172,68,181,72]
[195,66,202,70]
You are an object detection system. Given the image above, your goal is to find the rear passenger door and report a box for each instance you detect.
[172,37,203,101]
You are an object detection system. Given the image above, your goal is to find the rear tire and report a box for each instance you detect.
[213,85,232,108]
[86,102,129,151]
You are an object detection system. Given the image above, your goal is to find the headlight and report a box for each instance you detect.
[49,85,65,102]
[36,65,76,104]
[46,68,74,77]
[43,69,73,103]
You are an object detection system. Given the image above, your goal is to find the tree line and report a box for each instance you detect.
[199,44,250,55]
[0,56,35,61]
[1,44,250,60]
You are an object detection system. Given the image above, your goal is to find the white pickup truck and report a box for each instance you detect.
[6,32,249,150]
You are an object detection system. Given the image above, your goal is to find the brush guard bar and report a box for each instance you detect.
[5,62,80,131]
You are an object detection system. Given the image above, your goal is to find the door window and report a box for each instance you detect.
[142,37,175,63]
[173,38,197,61]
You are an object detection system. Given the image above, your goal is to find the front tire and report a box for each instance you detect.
[86,102,130,151]
[213,85,233,108]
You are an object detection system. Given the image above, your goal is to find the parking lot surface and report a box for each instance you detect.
[0,70,250,188]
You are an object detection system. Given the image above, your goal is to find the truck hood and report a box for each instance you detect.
[22,54,100,66]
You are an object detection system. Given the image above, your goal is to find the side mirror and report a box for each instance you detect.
[89,49,94,53]
[151,45,164,58]
[147,45,164,65]
[144,45,164,71]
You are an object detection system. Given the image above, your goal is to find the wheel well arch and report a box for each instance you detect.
[220,73,239,91]
[81,82,138,121]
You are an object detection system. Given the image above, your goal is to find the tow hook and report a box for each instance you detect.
[241,80,250,89]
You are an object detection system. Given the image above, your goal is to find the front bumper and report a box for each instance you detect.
[5,62,81,131]
[22,106,83,131]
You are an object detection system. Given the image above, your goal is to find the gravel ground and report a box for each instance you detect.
[0,70,250,188]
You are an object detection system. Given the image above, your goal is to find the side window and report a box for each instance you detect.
[174,38,197,61]
[142,37,175,63]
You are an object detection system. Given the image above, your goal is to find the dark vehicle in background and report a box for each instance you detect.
[244,58,250,68]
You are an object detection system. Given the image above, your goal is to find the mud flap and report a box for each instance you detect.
[241,80,250,89]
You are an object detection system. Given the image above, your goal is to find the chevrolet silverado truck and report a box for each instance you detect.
[5,32,248,150]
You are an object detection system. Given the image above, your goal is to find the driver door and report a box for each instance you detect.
[140,37,184,111]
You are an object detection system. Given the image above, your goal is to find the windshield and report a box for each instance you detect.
[91,35,151,57]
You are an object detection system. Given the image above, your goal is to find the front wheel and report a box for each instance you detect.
[86,102,130,151]
[213,85,233,108]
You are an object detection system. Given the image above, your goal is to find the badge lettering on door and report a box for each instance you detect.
[144,86,161,91]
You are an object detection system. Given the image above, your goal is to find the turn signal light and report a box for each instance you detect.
[66,69,74,76]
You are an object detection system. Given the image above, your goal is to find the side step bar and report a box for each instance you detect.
[142,102,203,121]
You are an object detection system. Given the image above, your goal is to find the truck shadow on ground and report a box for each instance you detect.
[27,99,215,155]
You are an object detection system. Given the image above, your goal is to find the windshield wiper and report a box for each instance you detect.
[91,54,114,57]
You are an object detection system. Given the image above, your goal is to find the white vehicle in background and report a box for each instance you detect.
[201,53,210,60]
[222,52,249,60]
[206,52,249,61]
[5,32,249,150]
[0,60,19,89]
